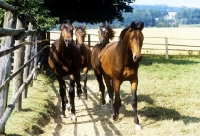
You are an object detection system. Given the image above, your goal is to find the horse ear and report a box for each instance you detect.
[72,24,77,30]
[101,22,105,27]
[130,21,136,29]
[83,23,87,30]
[60,24,63,30]
[139,22,144,31]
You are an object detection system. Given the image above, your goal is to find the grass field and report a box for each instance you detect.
[4,54,200,135]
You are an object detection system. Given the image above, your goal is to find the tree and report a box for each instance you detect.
[3,0,58,30]
[42,0,135,24]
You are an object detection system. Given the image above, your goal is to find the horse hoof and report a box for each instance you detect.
[105,94,110,103]
[60,114,65,118]
[102,104,107,109]
[76,97,80,100]
[71,114,77,122]
[99,92,102,100]
[83,93,88,100]
[135,124,142,130]
[112,114,119,121]
[102,104,107,107]
[66,104,71,111]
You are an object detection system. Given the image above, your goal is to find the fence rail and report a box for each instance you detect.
[0,1,50,134]
[50,31,200,58]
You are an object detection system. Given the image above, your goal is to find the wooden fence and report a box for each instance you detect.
[50,30,200,59]
[0,1,50,134]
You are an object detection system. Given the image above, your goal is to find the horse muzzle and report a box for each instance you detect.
[133,55,142,63]
[76,43,83,48]
[65,39,73,47]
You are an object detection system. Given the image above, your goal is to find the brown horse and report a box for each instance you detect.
[97,21,144,129]
[91,23,115,101]
[48,20,82,121]
[74,24,92,99]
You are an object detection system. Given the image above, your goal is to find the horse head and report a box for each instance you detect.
[74,24,87,48]
[127,21,144,63]
[98,23,115,45]
[60,20,74,47]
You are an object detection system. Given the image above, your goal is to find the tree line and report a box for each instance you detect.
[1,1,200,30]
[61,5,200,29]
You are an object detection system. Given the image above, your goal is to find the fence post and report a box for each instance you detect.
[40,31,48,67]
[33,26,38,80]
[28,28,34,87]
[12,15,26,111]
[165,37,168,59]
[88,34,90,47]
[0,10,17,134]
[23,22,32,98]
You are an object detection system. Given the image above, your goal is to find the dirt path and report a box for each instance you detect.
[39,71,143,136]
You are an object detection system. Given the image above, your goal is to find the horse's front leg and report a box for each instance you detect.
[56,76,68,118]
[69,74,77,122]
[112,79,122,120]
[94,70,106,105]
[130,78,142,130]
[104,76,114,110]
[74,71,83,100]
[82,67,88,99]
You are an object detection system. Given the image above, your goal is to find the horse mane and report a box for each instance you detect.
[118,27,129,43]
[100,23,115,40]
[107,26,115,40]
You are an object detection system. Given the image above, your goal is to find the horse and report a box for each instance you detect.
[97,21,144,130]
[73,24,92,100]
[91,23,115,101]
[48,20,82,121]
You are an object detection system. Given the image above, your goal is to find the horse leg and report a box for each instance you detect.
[130,79,142,130]
[56,76,68,117]
[104,76,114,110]
[74,71,83,100]
[82,67,88,99]
[68,75,77,122]
[112,79,122,121]
[94,70,106,105]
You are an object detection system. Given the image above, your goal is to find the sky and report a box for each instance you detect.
[132,0,200,8]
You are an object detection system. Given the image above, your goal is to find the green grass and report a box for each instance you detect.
[130,54,200,135]
[4,69,56,136]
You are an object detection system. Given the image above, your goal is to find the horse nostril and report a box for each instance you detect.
[133,55,137,61]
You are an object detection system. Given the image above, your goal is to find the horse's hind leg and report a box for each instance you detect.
[130,79,142,130]
[56,76,68,117]
[69,75,77,122]
[82,67,88,99]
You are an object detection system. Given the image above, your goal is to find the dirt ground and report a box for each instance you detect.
[39,71,142,136]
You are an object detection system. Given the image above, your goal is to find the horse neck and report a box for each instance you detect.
[58,35,65,54]
[105,38,109,45]
[116,35,129,62]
